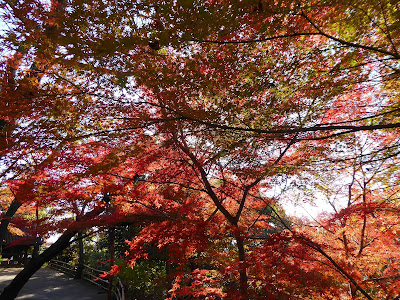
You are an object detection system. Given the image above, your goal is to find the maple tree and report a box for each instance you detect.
[0,0,399,299]
[283,131,400,299]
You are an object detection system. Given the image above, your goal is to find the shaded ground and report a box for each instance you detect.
[0,267,108,299]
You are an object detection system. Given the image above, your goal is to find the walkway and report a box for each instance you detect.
[0,267,108,299]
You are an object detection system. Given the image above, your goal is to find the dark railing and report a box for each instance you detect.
[48,259,125,300]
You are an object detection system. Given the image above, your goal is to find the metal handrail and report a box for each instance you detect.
[48,259,125,300]
[48,260,75,276]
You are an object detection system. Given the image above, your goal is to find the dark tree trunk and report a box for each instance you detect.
[235,232,248,300]
[32,205,40,258]
[74,231,85,279]
[107,226,115,300]
[0,230,77,300]
[32,236,40,258]
[0,199,22,246]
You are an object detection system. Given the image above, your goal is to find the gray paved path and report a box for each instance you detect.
[0,267,108,299]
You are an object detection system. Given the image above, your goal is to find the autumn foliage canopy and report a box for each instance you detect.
[0,0,399,299]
